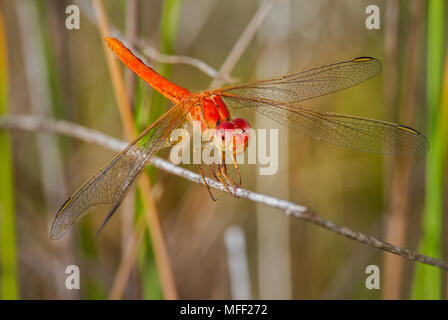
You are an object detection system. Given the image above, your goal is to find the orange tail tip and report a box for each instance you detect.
[104,37,190,103]
[105,37,125,54]
[104,36,115,46]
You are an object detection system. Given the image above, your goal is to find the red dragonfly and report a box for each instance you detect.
[50,37,428,239]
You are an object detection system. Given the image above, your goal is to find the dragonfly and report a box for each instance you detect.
[50,37,429,240]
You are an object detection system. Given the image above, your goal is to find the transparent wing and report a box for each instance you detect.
[50,102,192,239]
[214,57,381,104]
[221,94,429,155]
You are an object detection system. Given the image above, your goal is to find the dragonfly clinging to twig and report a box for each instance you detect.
[50,37,428,240]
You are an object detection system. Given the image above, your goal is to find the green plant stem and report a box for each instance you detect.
[148,0,182,124]
[0,7,18,300]
[140,0,182,299]
[411,0,445,299]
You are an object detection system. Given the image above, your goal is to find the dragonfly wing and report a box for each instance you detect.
[215,57,381,104]
[50,102,192,239]
[221,95,429,155]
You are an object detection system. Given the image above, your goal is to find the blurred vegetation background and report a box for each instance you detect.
[0,0,447,299]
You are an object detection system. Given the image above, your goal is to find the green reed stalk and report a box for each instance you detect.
[148,0,182,123]
[411,0,445,299]
[139,0,182,299]
[0,8,18,300]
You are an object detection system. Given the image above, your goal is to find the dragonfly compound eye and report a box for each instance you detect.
[231,118,250,155]
[214,121,235,151]
[214,119,251,155]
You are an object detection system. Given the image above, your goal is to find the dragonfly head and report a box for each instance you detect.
[214,118,251,155]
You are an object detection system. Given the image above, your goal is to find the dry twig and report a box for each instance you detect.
[1,114,448,271]
[209,0,274,89]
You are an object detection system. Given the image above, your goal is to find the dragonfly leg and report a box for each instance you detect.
[231,152,242,187]
[219,152,239,198]
[196,163,217,201]
[215,162,236,196]
[212,168,219,181]
[221,164,239,191]
[193,145,217,201]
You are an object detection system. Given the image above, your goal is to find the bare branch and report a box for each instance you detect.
[139,42,237,83]
[209,0,274,89]
[1,114,447,271]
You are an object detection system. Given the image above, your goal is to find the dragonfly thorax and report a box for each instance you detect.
[187,94,251,155]
[188,94,230,130]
